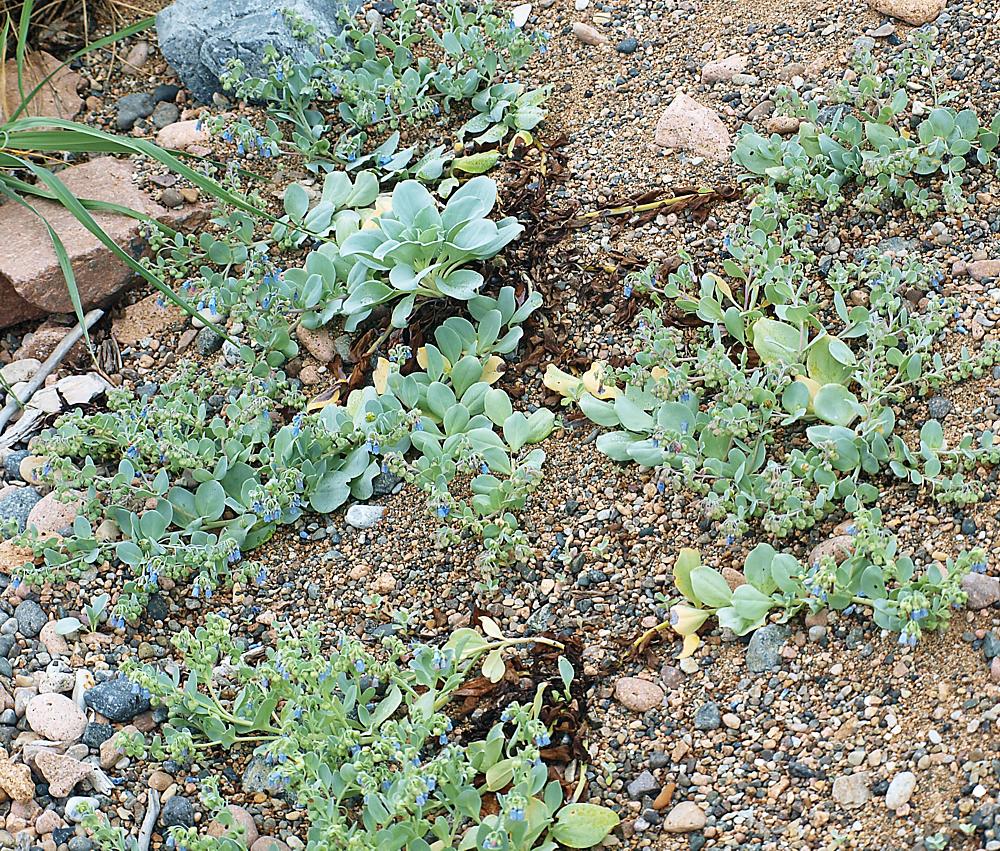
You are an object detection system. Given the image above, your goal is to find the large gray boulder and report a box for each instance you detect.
[156,0,354,104]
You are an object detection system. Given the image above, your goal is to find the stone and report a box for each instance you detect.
[154,84,181,103]
[346,504,385,529]
[36,751,91,797]
[808,535,854,567]
[296,325,340,362]
[122,41,151,73]
[571,22,608,45]
[206,805,259,845]
[833,772,870,808]
[663,801,706,833]
[0,359,41,385]
[0,758,35,801]
[40,660,76,693]
[100,724,137,769]
[151,100,181,129]
[927,396,952,421]
[27,693,88,741]
[15,599,47,637]
[766,115,801,135]
[746,625,787,673]
[373,571,396,594]
[701,54,747,84]
[0,487,42,533]
[984,631,1000,660]
[160,794,196,828]
[660,664,683,689]
[38,622,70,656]
[721,567,745,590]
[115,92,156,130]
[962,572,999,609]
[693,701,721,731]
[242,755,287,795]
[0,51,82,123]
[84,678,151,722]
[26,492,81,535]
[157,0,358,104]
[867,0,945,25]
[251,840,291,851]
[511,2,531,27]
[615,36,638,54]
[0,159,193,329]
[654,92,732,161]
[627,770,659,799]
[82,722,114,749]
[148,770,174,791]
[195,325,225,355]
[991,656,1000,683]
[64,796,100,822]
[968,260,1000,281]
[156,119,211,150]
[613,677,664,712]
[885,771,916,810]
[35,809,65,834]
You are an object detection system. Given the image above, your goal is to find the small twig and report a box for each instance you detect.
[137,788,160,851]
[0,308,103,434]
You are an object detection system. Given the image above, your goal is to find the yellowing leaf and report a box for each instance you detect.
[372,357,391,395]
[581,361,620,400]
[480,355,504,385]
[542,364,584,398]
[306,387,342,412]
[678,633,701,659]
[706,272,733,303]
[361,193,394,229]
[416,346,452,373]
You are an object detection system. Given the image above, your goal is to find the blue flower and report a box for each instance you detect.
[509,806,525,821]
[971,561,987,574]
[436,505,450,518]
[534,732,550,747]
[355,659,366,673]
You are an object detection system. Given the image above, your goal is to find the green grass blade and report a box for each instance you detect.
[5,119,275,223]
[14,0,33,107]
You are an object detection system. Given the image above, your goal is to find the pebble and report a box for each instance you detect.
[160,794,196,828]
[927,395,952,419]
[15,599,47,637]
[832,772,871,809]
[346,504,385,529]
[662,801,706,833]
[84,678,151,722]
[962,572,999,610]
[746,624,787,672]
[571,22,608,45]
[26,693,87,742]
[115,92,156,130]
[885,771,917,810]
[613,676,664,712]
[627,770,659,799]
[693,701,721,731]
[195,325,224,356]
[615,37,638,54]
[0,486,42,533]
